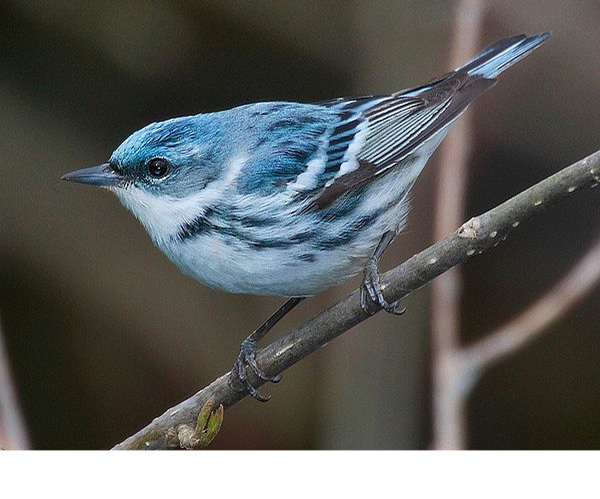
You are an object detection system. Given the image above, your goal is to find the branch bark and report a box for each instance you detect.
[113,150,600,450]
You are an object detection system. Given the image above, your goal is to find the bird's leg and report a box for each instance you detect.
[360,230,406,315]
[230,296,305,402]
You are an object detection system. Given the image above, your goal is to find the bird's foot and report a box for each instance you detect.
[360,259,406,315]
[229,337,282,402]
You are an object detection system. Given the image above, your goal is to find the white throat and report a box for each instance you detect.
[112,153,248,244]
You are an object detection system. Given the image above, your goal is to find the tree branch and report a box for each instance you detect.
[113,150,600,450]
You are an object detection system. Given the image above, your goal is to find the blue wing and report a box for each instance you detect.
[237,97,427,197]
[236,82,492,207]
[236,102,336,194]
[237,33,548,208]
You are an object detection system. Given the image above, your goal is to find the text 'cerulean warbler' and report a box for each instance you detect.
[63,33,549,400]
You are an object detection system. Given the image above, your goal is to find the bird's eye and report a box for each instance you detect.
[147,158,169,178]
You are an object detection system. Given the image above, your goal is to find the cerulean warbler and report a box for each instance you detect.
[63,33,549,400]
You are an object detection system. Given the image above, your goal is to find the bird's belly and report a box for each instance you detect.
[158,162,422,296]
[162,234,373,296]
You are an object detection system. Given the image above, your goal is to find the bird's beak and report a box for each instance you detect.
[61,163,123,187]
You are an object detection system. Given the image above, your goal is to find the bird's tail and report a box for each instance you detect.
[457,32,549,79]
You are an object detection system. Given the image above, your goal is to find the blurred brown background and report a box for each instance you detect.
[0,0,599,449]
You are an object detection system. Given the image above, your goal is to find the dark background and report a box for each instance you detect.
[0,0,599,449]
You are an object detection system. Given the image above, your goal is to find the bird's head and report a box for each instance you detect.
[63,115,225,194]
[62,115,228,241]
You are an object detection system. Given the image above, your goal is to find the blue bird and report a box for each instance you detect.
[62,33,549,400]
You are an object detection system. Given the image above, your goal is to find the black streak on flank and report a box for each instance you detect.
[176,202,387,253]
[176,211,214,241]
[176,207,308,249]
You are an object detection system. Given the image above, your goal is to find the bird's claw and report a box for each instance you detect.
[229,338,282,402]
[360,261,406,315]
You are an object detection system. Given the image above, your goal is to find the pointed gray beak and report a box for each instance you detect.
[61,163,123,187]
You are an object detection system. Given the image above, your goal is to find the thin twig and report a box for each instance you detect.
[431,0,484,450]
[0,316,30,450]
[113,149,600,450]
[463,236,600,373]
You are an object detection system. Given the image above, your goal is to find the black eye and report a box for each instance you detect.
[147,158,169,178]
